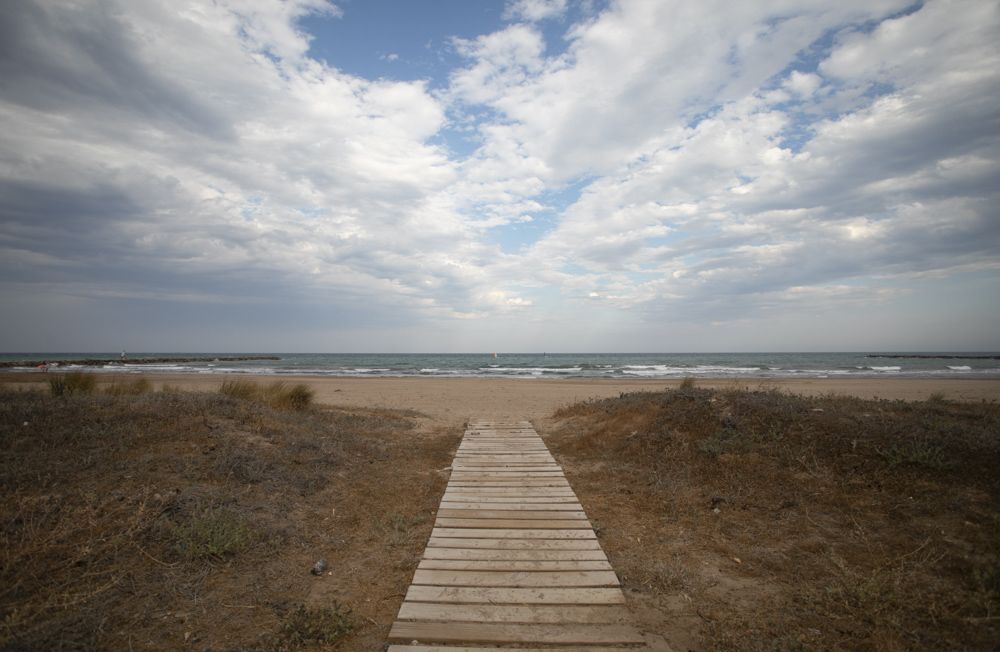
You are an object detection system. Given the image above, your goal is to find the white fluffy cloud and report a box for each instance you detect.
[2,0,998,350]
[446,0,1000,325]
[504,0,568,22]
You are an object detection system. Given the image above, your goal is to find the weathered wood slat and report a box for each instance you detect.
[396,602,627,623]
[440,503,584,511]
[404,585,627,605]
[411,569,620,587]
[434,518,591,529]
[422,548,609,561]
[387,621,644,645]
[432,528,596,539]
[438,509,587,519]
[442,490,577,497]
[388,420,644,650]
[417,559,612,571]
[427,537,602,550]
[388,646,637,652]
[448,478,569,489]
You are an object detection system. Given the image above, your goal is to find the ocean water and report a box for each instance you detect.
[2,352,999,379]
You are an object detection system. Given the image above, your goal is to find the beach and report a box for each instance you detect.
[6,373,998,426]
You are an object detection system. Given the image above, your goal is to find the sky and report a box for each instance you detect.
[1,0,998,353]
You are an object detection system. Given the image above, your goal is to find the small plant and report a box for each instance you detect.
[277,603,352,646]
[170,507,256,561]
[219,379,258,401]
[679,376,696,390]
[49,372,97,397]
[219,380,313,410]
[216,449,270,484]
[698,430,734,456]
[876,438,950,470]
[270,383,313,410]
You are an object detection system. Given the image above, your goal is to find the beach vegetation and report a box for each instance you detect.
[104,376,152,396]
[549,386,1000,650]
[48,371,97,396]
[219,378,258,400]
[0,387,456,651]
[167,505,258,561]
[219,379,314,410]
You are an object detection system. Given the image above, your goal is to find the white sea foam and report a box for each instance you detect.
[948,365,972,371]
[871,366,902,372]
[479,366,583,374]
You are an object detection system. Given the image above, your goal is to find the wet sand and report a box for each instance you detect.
[6,373,997,428]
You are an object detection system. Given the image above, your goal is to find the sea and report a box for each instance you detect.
[2,352,999,379]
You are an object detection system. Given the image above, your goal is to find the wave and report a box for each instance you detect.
[948,365,972,371]
[478,366,584,374]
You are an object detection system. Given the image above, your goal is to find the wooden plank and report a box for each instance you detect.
[438,509,585,518]
[435,518,591,529]
[422,548,608,561]
[440,503,584,511]
[389,420,646,650]
[445,485,576,496]
[396,602,627,624]
[441,498,579,505]
[443,490,577,497]
[404,585,626,605]
[388,646,637,652]
[448,479,569,484]
[451,467,562,471]
[388,621,643,645]
[450,474,565,480]
[417,559,612,571]
[428,538,602,550]
[454,454,553,459]
[432,528,596,539]
[411,569,620,587]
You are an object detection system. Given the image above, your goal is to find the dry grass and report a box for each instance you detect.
[48,371,97,396]
[220,379,315,410]
[544,387,1000,651]
[0,387,459,651]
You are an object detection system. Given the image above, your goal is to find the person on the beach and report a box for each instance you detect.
[37,361,48,372]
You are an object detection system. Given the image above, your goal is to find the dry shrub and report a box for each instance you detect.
[48,371,96,397]
[548,386,1000,650]
[220,379,314,410]
[0,388,432,651]
[219,378,259,400]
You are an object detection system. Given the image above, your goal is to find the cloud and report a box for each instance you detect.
[2,0,998,350]
[503,0,567,22]
[0,0,527,331]
[444,0,1000,325]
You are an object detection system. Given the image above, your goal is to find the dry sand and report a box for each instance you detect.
[7,373,993,427]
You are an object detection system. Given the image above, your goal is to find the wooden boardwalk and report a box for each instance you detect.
[387,419,651,650]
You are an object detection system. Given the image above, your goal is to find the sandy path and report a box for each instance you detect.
[7,374,996,428]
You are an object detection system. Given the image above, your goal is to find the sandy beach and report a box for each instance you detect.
[7,373,997,427]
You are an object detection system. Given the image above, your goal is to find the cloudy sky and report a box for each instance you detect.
[1,0,998,353]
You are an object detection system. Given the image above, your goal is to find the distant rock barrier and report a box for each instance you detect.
[866,354,1000,360]
[0,356,280,368]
